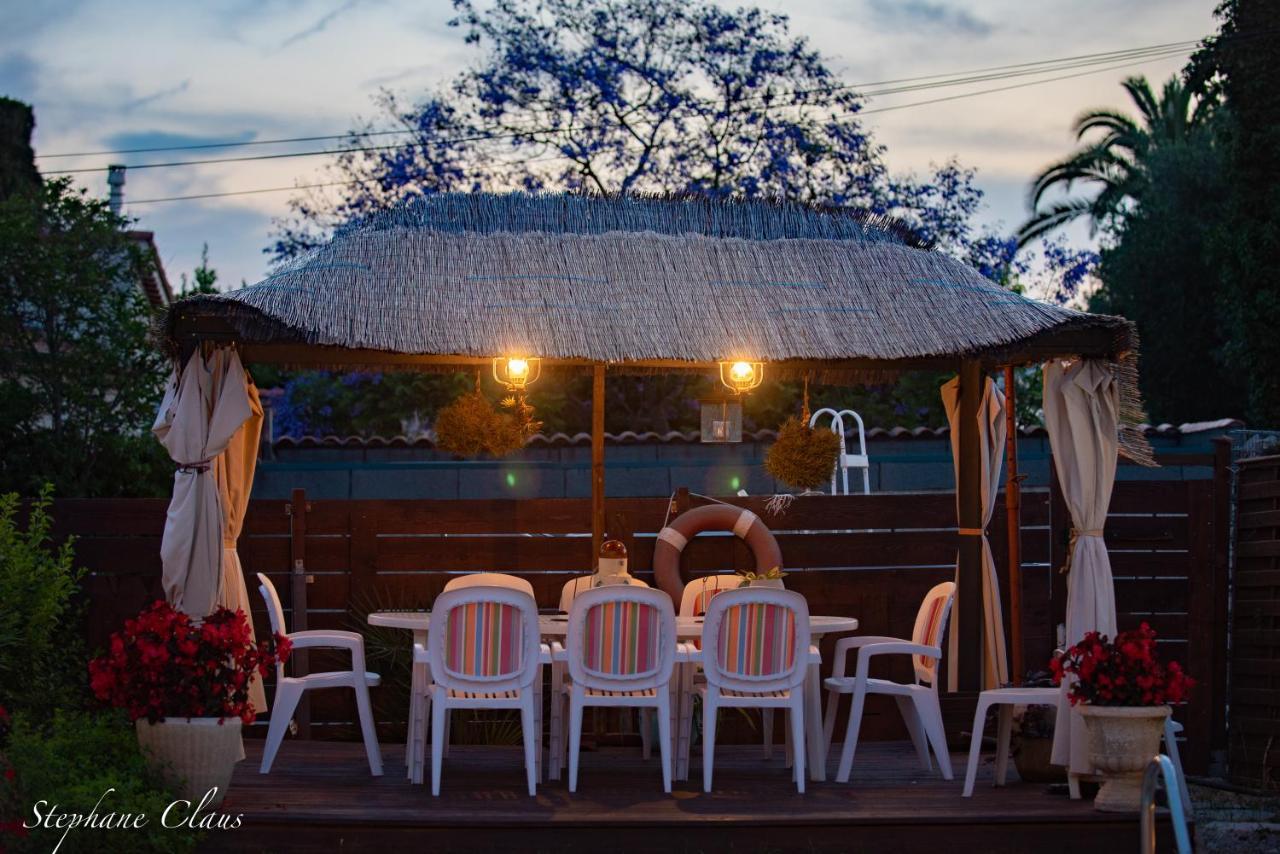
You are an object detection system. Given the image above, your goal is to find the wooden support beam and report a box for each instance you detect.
[287,488,311,738]
[1004,366,1024,684]
[591,364,606,564]
[955,360,985,691]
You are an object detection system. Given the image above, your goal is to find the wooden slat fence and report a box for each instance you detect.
[1230,454,1280,789]
[58,460,1228,771]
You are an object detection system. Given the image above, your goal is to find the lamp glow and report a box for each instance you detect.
[492,356,541,390]
[718,360,764,394]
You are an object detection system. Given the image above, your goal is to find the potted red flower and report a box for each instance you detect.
[89,600,290,805]
[1050,622,1193,812]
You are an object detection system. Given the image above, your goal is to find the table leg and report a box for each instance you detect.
[676,661,694,781]
[548,660,564,781]
[805,655,826,782]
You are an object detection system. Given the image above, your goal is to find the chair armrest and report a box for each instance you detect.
[674,642,699,663]
[853,641,942,675]
[549,641,568,662]
[286,629,364,652]
[829,635,905,679]
[539,643,553,665]
[412,642,428,664]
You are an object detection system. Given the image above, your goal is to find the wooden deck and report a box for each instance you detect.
[205,740,1186,853]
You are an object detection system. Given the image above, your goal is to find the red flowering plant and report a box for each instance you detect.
[1050,622,1193,707]
[88,600,290,725]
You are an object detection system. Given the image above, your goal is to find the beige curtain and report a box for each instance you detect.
[215,379,266,714]
[152,349,252,618]
[941,375,1010,692]
[1044,359,1119,775]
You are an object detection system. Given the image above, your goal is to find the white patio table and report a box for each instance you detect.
[367,611,857,784]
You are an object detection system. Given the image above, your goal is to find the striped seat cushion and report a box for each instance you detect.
[694,585,726,617]
[584,601,660,676]
[717,603,797,678]
[444,602,524,678]
[916,596,947,672]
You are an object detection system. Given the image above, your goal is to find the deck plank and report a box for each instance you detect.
[208,740,1182,852]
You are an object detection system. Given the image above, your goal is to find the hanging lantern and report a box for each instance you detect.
[492,356,541,391]
[719,360,764,394]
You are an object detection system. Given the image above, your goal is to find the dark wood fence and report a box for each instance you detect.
[1230,454,1280,789]
[59,452,1229,771]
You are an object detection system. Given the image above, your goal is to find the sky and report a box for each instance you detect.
[1,0,1219,292]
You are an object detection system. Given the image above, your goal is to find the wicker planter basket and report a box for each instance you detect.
[135,718,244,805]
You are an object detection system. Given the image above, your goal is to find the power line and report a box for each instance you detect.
[39,38,1201,165]
[123,50,1188,207]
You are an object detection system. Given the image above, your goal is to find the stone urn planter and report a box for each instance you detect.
[1078,704,1170,812]
[136,718,244,806]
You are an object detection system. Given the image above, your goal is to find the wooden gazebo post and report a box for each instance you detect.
[591,363,606,562]
[1004,365,1024,684]
[955,359,985,691]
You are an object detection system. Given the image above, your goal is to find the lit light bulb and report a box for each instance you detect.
[729,361,754,383]
[507,358,529,379]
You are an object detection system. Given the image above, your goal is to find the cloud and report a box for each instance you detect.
[280,0,363,49]
[102,129,257,153]
[0,52,39,100]
[866,0,994,37]
[122,80,192,111]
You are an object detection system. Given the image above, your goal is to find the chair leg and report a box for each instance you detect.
[789,699,806,795]
[353,679,383,777]
[431,699,447,797]
[568,693,585,794]
[916,693,953,780]
[639,708,653,760]
[962,695,992,797]
[783,709,793,770]
[822,688,841,758]
[896,695,932,772]
[763,709,774,760]
[443,710,452,759]
[410,683,430,785]
[1068,773,1082,800]
[835,687,867,783]
[656,696,673,794]
[702,696,718,793]
[520,697,538,797]
[1163,717,1193,815]
[259,682,302,774]
[994,705,1013,786]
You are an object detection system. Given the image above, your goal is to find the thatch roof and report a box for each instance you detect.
[168,192,1131,371]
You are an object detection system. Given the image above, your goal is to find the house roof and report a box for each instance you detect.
[166,193,1132,374]
[127,230,173,307]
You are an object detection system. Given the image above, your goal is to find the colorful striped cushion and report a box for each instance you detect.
[583,601,660,676]
[717,603,796,678]
[444,602,524,678]
[915,596,946,673]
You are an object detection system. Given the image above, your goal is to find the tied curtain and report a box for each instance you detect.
[153,347,267,713]
[942,375,1010,692]
[1044,358,1120,775]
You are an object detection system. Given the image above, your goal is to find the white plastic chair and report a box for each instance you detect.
[415,585,545,795]
[823,581,955,783]
[559,573,649,613]
[555,585,678,792]
[808,407,871,495]
[445,572,535,597]
[255,573,382,776]
[698,587,811,793]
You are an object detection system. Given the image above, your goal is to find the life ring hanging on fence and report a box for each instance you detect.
[653,504,783,604]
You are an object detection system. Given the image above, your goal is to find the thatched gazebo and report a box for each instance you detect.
[162,193,1148,728]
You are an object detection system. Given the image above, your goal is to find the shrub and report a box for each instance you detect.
[0,709,199,853]
[0,486,85,717]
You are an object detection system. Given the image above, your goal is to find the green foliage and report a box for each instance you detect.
[0,178,170,497]
[0,486,86,717]
[176,244,218,296]
[0,710,199,854]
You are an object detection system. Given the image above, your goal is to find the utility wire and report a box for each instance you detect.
[123,50,1187,207]
[41,39,1199,169]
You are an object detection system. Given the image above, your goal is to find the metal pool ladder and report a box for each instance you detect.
[1140,755,1192,854]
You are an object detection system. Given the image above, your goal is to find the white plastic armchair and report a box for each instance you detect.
[822,581,955,783]
[444,572,535,597]
[256,573,382,776]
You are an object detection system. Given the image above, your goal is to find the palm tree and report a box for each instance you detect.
[1016,75,1214,247]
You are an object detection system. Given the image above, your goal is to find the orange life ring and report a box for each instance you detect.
[652,504,783,604]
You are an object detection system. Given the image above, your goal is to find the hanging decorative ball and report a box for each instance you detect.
[764,415,841,492]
